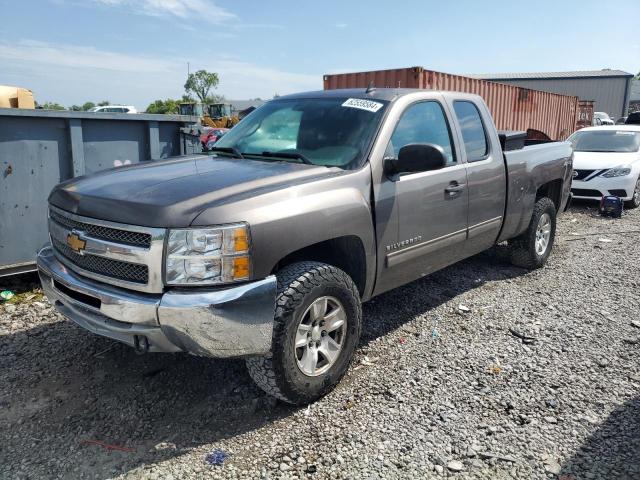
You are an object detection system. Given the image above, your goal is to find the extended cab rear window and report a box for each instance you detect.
[453,101,488,161]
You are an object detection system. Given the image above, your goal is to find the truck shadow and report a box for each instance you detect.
[360,246,526,346]
[0,318,293,478]
[560,396,640,479]
[0,247,528,478]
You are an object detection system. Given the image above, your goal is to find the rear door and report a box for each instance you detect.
[447,97,506,256]
[374,98,469,292]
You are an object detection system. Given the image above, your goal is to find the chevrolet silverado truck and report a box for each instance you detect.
[37,88,572,404]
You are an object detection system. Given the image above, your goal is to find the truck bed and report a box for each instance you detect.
[498,141,573,242]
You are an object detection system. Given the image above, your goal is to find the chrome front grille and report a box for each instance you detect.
[51,237,149,284]
[50,209,151,247]
[48,205,166,293]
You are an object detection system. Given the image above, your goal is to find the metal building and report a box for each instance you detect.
[469,70,634,120]
[629,79,640,113]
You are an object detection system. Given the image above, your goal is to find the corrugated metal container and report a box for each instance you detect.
[0,109,200,275]
[577,100,594,129]
[324,66,579,140]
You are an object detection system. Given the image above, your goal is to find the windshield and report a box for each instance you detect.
[214,97,389,168]
[568,130,640,153]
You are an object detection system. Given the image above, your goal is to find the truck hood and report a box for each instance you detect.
[573,151,640,170]
[49,155,338,227]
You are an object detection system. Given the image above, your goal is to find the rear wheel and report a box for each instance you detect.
[624,177,640,209]
[509,197,556,269]
[246,261,362,405]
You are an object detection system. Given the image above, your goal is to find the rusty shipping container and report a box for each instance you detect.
[576,100,594,129]
[324,66,579,140]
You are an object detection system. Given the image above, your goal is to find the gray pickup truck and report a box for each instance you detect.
[37,88,572,404]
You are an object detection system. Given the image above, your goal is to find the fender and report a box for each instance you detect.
[191,166,377,299]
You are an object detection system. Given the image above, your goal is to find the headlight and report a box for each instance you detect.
[601,166,631,178]
[165,223,250,285]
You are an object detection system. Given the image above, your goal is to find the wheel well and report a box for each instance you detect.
[272,236,367,297]
[536,179,563,211]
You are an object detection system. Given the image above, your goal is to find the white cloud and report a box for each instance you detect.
[334,23,348,28]
[0,40,173,72]
[232,23,285,30]
[0,39,320,107]
[88,0,235,23]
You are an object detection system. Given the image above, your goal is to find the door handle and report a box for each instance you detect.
[445,182,466,197]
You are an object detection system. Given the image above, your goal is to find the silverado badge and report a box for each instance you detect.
[66,232,86,254]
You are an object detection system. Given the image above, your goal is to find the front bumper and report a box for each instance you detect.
[571,174,637,201]
[37,245,277,358]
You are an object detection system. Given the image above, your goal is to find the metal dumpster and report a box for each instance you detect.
[0,109,200,276]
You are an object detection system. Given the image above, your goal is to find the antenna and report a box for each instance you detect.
[365,81,375,93]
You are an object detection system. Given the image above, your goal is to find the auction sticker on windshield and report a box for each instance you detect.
[342,98,384,113]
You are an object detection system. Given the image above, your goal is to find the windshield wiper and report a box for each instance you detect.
[259,151,314,165]
[208,147,245,159]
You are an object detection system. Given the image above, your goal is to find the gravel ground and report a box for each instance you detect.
[1,201,639,480]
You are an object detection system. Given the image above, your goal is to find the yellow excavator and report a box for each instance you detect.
[179,102,239,128]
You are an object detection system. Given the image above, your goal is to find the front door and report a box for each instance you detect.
[376,99,469,292]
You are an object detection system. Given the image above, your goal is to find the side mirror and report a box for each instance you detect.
[384,143,447,175]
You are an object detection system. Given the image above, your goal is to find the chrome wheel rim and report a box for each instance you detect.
[294,296,346,377]
[535,213,552,256]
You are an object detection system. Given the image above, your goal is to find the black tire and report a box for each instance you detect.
[509,197,557,269]
[246,261,362,405]
[624,177,640,209]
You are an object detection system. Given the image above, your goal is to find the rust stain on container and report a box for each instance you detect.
[323,66,579,140]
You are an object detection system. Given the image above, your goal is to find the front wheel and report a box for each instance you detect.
[509,197,557,269]
[246,262,362,405]
[624,177,640,209]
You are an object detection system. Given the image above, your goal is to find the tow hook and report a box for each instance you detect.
[133,335,150,354]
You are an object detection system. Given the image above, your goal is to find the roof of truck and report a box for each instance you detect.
[277,88,475,102]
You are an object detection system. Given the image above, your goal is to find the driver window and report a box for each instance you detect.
[387,101,456,166]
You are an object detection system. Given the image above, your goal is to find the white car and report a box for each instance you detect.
[593,112,614,126]
[568,125,640,208]
[88,105,138,114]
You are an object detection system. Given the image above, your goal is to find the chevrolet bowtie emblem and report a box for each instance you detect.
[66,232,86,254]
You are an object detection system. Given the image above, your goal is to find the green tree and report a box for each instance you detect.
[69,105,82,111]
[82,102,96,111]
[205,94,225,103]
[97,100,110,106]
[41,102,66,111]
[145,99,179,114]
[184,70,219,102]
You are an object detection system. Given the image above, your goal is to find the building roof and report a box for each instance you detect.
[469,69,634,81]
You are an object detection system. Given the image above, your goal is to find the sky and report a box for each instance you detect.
[0,0,638,110]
